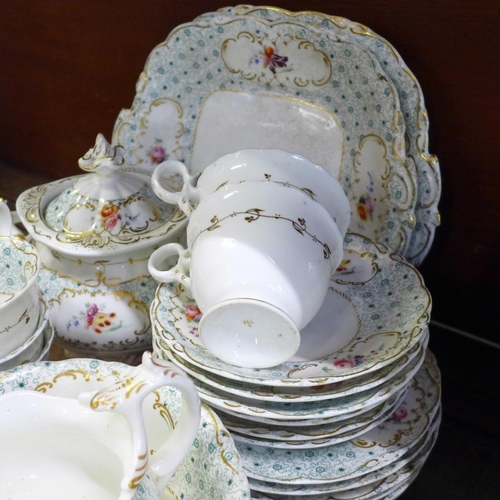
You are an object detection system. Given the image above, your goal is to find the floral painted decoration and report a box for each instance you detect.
[331,355,366,370]
[252,46,289,74]
[99,204,121,230]
[67,302,121,335]
[336,259,352,273]
[147,139,167,164]
[387,405,409,423]
[262,46,288,74]
[356,172,376,222]
[184,304,202,322]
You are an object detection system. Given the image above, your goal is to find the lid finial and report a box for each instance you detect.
[78,134,125,172]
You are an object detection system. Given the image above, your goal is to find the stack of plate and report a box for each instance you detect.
[151,234,441,500]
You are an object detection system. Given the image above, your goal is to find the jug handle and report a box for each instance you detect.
[79,352,200,500]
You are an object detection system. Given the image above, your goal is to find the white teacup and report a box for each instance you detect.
[149,182,343,368]
[152,149,351,237]
[0,297,48,370]
[0,352,200,500]
[0,235,40,357]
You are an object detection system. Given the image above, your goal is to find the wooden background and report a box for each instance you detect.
[0,0,499,344]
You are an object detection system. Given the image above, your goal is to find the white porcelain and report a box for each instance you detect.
[0,357,250,500]
[149,182,343,368]
[16,135,187,359]
[164,330,427,403]
[36,317,55,362]
[0,233,41,357]
[151,234,431,385]
[247,414,440,495]
[236,351,440,484]
[188,345,425,421]
[0,296,49,370]
[152,149,351,237]
[227,390,407,449]
[218,390,406,444]
[0,353,200,500]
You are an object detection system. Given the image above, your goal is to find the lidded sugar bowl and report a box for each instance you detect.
[16,135,186,361]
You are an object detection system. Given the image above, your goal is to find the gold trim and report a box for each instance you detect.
[34,369,91,392]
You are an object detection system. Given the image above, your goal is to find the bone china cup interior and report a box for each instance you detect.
[152,149,351,238]
[148,182,344,369]
[0,353,201,500]
[0,236,40,357]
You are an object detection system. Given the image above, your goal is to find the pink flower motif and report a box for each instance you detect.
[185,304,202,322]
[389,406,408,422]
[105,215,121,229]
[333,358,356,369]
[333,355,365,369]
[150,146,166,164]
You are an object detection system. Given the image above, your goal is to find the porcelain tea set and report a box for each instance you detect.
[0,6,443,500]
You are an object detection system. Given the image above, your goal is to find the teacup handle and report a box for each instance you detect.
[152,160,202,217]
[148,243,191,289]
[79,352,201,500]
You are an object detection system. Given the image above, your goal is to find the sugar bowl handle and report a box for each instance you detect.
[152,160,201,217]
[79,352,200,500]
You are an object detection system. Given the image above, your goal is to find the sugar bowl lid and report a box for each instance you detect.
[16,135,186,256]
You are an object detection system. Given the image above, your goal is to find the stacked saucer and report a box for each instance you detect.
[151,233,440,499]
[0,203,54,369]
[0,295,54,370]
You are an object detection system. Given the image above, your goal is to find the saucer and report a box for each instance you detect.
[176,343,425,421]
[161,331,427,403]
[247,410,440,494]
[235,350,440,484]
[0,296,49,370]
[216,391,405,443]
[152,234,431,386]
[227,390,407,449]
[210,383,410,428]
[34,317,55,363]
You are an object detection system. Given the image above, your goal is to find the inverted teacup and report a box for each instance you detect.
[152,148,351,237]
[149,182,343,368]
[0,352,200,500]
